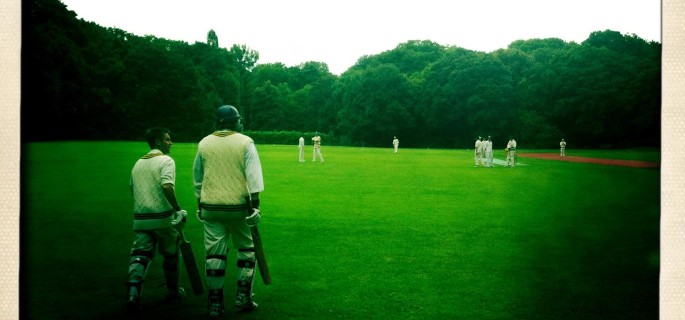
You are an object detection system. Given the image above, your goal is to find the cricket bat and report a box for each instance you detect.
[246,197,272,285]
[251,225,272,285]
[179,231,205,295]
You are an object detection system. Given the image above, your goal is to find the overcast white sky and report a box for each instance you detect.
[59,0,661,75]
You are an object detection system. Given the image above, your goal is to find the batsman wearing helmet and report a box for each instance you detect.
[193,105,264,317]
[126,127,188,311]
[506,137,517,167]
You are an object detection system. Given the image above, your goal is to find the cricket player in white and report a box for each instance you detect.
[393,136,399,154]
[506,137,517,167]
[312,133,324,162]
[485,136,493,167]
[194,105,264,317]
[560,139,566,156]
[127,127,187,311]
[298,136,305,162]
[474,137,484,167]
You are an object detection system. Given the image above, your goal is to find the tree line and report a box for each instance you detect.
[23,0,661,149]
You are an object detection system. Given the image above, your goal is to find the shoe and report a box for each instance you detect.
[126,297,140,312]
[235,293,258,312]
[166,287,186,301]
[236,300,258,312]
[208,302,224,318]
[126,287,141,312]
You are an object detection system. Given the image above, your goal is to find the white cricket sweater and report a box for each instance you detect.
[195,131,253,208]
[130,150,175,231]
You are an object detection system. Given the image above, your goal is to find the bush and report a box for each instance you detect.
[244,131,333,145]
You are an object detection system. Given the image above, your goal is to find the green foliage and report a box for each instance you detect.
[206,29,218,47]
[333,64,417,146]
[24,0,660,150]
[243,130,331,146]
[22,142,659,319]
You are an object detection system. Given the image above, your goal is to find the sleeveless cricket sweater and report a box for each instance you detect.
[197,131,252,210]
[130,152,175,231]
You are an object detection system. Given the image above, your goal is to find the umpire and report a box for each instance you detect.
[193,105,264,317]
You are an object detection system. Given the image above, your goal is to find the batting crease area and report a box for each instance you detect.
[517,153,660,168]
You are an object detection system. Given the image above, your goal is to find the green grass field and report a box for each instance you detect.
[22,142,659,319]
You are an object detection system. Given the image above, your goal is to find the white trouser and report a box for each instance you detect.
[485,150,493,167]
[475,152,484,166]
[128,228,180,293]
[560,147,565,156]
[313,147,324,162]
[299,148,304,162]
[202,209,256,295]
[507,150,517,166]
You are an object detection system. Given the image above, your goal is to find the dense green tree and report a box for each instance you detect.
[334,64,417,146]
[23,0,89,139]
[249,81,292,130]
[23,0,661,149]
[289,62,337,132]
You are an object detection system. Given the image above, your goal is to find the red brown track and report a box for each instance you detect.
[518,153,660,168]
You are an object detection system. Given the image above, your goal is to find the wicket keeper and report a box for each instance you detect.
[506,137,517,167]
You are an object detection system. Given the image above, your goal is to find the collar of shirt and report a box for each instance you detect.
[149,149,163,155]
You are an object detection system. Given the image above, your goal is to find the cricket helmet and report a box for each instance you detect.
[216,105,241,123]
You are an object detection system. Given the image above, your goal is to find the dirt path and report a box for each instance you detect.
[518,153,660,168]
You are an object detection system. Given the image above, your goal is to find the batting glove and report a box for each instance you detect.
[171,209,187,229]
[245,208,261,227]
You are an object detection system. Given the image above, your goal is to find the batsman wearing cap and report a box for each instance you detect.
[193,105,265,317]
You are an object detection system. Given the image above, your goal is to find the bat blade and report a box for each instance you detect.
[251,226,272,285]
[179,231,205,295]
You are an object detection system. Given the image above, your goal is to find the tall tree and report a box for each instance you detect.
[333,64,416,146]
[207,29,219,47]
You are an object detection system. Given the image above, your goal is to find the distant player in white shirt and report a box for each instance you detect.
[506,137,517,167]
[560,139,566,156]
[312,132,324,162]
[474,136,484,167]
[485,136,493,167]
[392,136,399,154]
[298,136,305,162]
